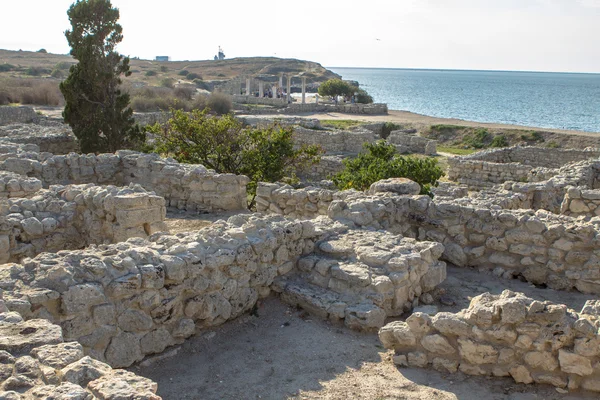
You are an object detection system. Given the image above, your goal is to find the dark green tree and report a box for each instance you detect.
[318,79,355,98]
[60,0,143,153]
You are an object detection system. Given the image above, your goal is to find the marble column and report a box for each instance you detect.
[246,78,251,96]
[286,76,292,104]
[301,77,307,104]
[259,82,264,98]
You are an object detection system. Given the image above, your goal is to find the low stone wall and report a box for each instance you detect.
[133,112,171,127]
[1,184,167,263]
[0,122,78,154]
[464,146,600,169]
[297,155,345,181]
[0,150,249,212]
[0,215,337,367]
[255,183,600,294]
[284,103,388,115]
[379,290,600,393]
[388,131,437,155]
[0,171,42,199]
[293,127,377,154]
[561,187,600,217]
[233,95,287,107]
[0,106,38,125]
[448,147,600,190]
[0,293,160,399]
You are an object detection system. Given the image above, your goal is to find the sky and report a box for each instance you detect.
[1,0,600,73]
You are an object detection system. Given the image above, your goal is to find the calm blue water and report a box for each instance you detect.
[329,68,600,133]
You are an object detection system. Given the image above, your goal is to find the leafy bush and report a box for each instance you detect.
[355,88,373,104]
[0,64,16,72]
[318,79,355,98]
[160,78,176,88]
[178,70,189,76]
[55,62,72,70]
[193,79,209,90]
[206,92,232,115]
[159,66,168,72]
[145,70,157,77]
[146,109,322,207]
[186,72,202,80]
[381,122,402,139]
[491,134,509,147]
[50,68,65,78]
[520,131,544,142]
[332,141,444,196]
[25,66,50,76]
[174,85,195,100]
[547,140,559,148]
[37,48,48,53]
[463,128,490,149]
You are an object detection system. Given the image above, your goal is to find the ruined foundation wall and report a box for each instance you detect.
[0,150,249,212]
[0,184,167,264]
[1,215,335,368]
[379,290,600,393]
[388,131,437,155]
[293,127,377,154]
[0,292,160,399]
[465,146,600,168]
[255,183,600,294]
[0,106,38,125]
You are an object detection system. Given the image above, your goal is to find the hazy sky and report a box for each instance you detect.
[1,0,599,73]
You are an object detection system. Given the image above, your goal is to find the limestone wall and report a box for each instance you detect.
[133,112,171,127]
[0,172,42,199]
[0,150,249,212]
[0,293,160,399]
[0,122,78,154]
[379,290,600,394]
[448,147,600,190]
[255,183,600,294]
[233,95,286,107]
[465,146,600,168]
[0,106,38,125]
[293,127,377,154]
[284,103,388,115]
[561,187,600,217]
[388,131,437,155]
[1,184,167,264]
[297,155,345,181]
[0,215,337,367]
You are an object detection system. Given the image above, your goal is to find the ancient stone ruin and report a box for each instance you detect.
[2,107,600,397]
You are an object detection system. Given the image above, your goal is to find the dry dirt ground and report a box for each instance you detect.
[131,247,598,400]
[164,209,251,234]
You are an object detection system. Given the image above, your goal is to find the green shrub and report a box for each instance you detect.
[521,131,544,142]
[145,70,157,77]
[491,134,509,148]
[174,86,195,100]
[37,48,48,53]
[55,62,72,70]
[206,92,232,115]
[332,141,444,196]
[547,140,560,148]
[146,109,322,208]
[463,128,490,149]
[186,72,202,80]
[0,64,16,72]
[381,122,402,139]
[178,70,189,76]
[217,73,226,77]
[160,78,176,88]
[159,66,168,72]
[193,79,209,90]
[25,66,50,76]
[50,68,64,79]
[355,88,373,104]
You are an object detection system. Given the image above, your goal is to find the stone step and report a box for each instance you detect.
[272,275,387,331]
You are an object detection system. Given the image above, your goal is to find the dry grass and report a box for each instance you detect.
[0,78,63,106]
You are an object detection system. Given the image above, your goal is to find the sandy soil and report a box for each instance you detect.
[131,264,597,400]
[164,209,251,234]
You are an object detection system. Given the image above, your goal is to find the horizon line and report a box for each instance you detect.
[328,66,600,75]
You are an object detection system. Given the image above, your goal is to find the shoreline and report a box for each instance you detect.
[263,107,600,138]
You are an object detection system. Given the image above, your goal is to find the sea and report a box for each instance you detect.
[329,68,600,133]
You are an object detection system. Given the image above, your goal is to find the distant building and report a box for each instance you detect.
[213,46,225,61]
[155,56,170,62]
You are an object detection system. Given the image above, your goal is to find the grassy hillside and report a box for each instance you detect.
[0,49,339,85]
